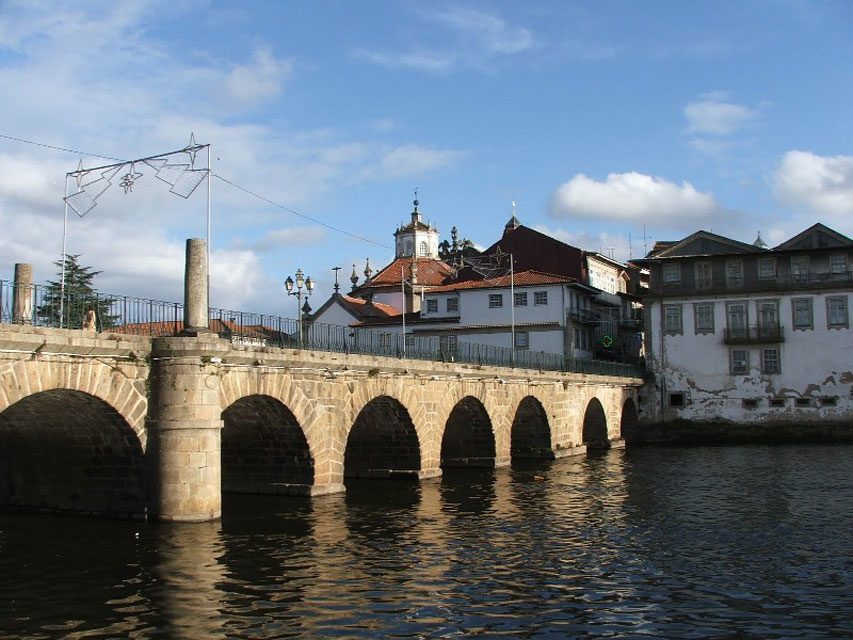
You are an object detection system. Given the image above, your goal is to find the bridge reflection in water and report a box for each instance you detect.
[0,446,850,637]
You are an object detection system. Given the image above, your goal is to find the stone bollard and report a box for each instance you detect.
[183,238,209,335]
[12,263,34,324]
[146,335,228,521]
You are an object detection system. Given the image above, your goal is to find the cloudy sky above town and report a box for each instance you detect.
[1,1,851,315]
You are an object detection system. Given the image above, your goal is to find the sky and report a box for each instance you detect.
[1,0,852,317]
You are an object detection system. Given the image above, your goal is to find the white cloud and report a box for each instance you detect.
[549,171,720,226]
[434,6,533,55]
[225,46,293,107]
[685,94,759,136]
[373,145,466,179]
[352,48,455,72]
[250,226,326,252]
[773,150,853,217]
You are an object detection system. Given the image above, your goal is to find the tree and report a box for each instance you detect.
[36,254,118,330]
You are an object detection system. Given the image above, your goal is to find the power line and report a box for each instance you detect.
[0,132,126,163]
[1,131,393,251]
[213,174,392,250]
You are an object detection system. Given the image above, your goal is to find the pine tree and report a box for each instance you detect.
[37,254,118,330]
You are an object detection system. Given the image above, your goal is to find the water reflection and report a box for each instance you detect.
[0,445,851,638]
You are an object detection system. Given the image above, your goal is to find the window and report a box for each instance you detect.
[730,349,748,375]
[669,392,685,407]
[758,257,776,280]
[664,305,682,334]
[757,300,780,338]
[827,296,848,329]
[762,348,781,374]
[489,294,503,308]
[791,298,813,330]
[446,297,458,312]
[830,253,848,275]
[426,299,438,313]
[405,240,413,256]
[694,303,714,334]
[534,291,548,305]
[695,261,712,290]
[418,241,428,256]
[726,302,748,338]
[742,399,759,409]
[514,292,528,306]
[726,259,743,289]
[821,396,838,407]
[795,398,812,408]
[791,255,809,282]
[663,263,681,286]
[769,398,787,408]
[514,331,529,349]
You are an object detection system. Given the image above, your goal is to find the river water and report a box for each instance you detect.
[1,444,851,638]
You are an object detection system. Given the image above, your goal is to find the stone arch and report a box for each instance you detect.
[620,397,640,443]
[441,396,496,468]
[221,394,314,495]
[582,397,609,449]
[0,359,147,447]
[217,369,327,483]
[0,389,146,515]
[345,395,421,480]
[510,395,553,460]
[433,381,504,465]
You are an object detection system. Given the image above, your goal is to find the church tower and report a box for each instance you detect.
[394,197,439,259]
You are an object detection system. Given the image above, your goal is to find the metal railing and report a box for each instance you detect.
[1,279,645,378]
[723,324,785,344]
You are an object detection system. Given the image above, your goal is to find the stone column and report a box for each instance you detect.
[183,238,209,335]
[146,335,228,522]
[12,263,34,324]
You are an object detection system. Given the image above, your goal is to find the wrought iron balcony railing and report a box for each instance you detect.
[723,324,785,344]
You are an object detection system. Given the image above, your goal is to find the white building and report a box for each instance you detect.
[639,224,852,429]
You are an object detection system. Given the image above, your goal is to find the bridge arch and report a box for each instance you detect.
[0,358,147,446]
[0,389,146,515]
[620,397,640,443]
[345,395,421,480]
[510,395,553,460]
[221,394,314,495]
[441,396,496,468]
[582,397,609,450]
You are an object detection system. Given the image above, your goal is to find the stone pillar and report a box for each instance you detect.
[183,238,209,335]
[146,335,228,522]
[12,263,34,324]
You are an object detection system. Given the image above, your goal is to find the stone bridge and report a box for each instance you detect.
[0,323,643,521]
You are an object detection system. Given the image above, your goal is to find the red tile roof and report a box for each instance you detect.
[360,257,454,290]
[428,270,575,293]
[339,295,400,318]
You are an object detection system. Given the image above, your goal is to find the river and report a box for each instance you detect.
[1,444,851,638]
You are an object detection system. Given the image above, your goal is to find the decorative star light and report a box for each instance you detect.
[119,164,143,193]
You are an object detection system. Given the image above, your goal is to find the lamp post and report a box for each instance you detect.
[284,268,314,348]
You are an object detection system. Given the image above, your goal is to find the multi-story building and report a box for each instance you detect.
[638,223,852,431]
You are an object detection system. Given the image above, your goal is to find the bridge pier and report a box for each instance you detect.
[146,335,228,522]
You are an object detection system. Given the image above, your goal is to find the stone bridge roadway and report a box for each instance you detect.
[0,324,643,521]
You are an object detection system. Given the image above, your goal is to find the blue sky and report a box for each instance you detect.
[1,1,851,316]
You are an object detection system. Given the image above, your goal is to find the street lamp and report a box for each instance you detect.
[284,268,314,348]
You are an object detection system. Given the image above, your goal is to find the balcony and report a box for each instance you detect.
[724,324,785,344]
[568,308,601,324]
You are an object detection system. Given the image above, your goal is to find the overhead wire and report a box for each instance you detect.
[0,132,393,250]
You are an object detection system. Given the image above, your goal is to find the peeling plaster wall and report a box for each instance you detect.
[644,295,852,425]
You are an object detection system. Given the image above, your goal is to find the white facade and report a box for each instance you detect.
[642,225,852,427]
